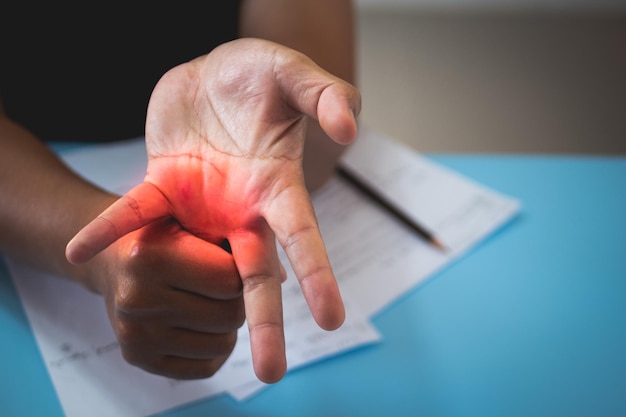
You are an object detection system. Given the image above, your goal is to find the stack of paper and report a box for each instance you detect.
[6,127,520,416]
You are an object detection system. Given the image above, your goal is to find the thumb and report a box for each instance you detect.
[281,68,361,145]
[317,82,361,145]
[66,182,170,264]
[204,38,361,146]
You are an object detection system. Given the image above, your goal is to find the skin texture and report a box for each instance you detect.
[0,0,357,384]
[66,38,361,383]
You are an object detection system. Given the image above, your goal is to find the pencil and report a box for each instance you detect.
[336,165,447,252]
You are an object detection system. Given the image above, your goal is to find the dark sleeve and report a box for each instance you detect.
[0,3,241,142]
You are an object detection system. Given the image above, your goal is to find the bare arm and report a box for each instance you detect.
[239,0,357,190]
[0,107,116,287]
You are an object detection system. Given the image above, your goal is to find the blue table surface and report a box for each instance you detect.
[2,154,625,417]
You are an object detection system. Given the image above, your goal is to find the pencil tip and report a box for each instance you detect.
[432,238,448,252]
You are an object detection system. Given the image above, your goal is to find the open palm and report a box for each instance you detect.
[66,38,361,382]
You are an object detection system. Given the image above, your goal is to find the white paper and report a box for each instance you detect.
[337,127,521,315]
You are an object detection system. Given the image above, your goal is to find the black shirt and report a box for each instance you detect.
[1,4,241,142]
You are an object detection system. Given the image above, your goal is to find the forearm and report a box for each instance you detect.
[239,0,355,83]
[0,114,117,285]
[239,0,357,190]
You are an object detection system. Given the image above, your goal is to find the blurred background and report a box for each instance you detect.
[355,0,626,154]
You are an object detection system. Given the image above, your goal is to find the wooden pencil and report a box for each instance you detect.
[336,165,447,252]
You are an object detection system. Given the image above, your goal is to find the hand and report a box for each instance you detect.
[66,38,361,383]
[92,218,244,380]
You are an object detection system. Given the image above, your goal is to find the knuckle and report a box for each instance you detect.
[117,339,156,373]
[118,333,238,380]
[113,318,145,346]
[215,331,239,357]
[241,273,275,293]
[281,225,316,252]
[179,359,227,380]
[123,238,154,275]
[222,298,246,330]
[113,279,145,314]
[119,345,144,367]
[198,300,245,333]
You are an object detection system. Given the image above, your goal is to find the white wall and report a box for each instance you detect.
[355,0,626,12]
